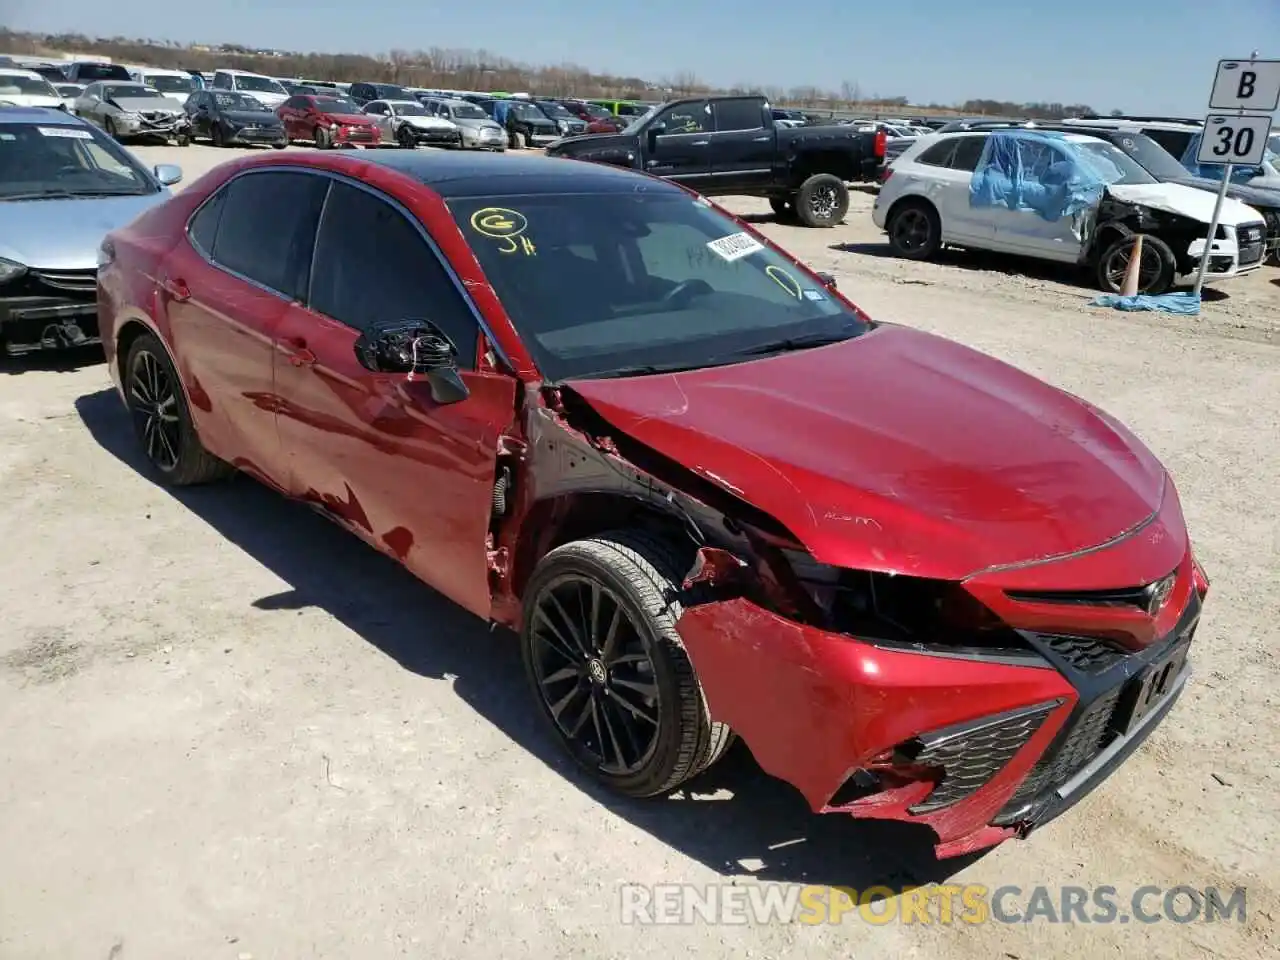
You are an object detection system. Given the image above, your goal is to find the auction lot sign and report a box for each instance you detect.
[619,882,1249,926]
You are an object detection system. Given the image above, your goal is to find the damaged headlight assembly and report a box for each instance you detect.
[0,258,27,284]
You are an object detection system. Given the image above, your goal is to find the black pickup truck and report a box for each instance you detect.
[545,95,885,227]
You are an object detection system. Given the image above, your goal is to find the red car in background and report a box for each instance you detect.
[276,93,381,148]
[96,149,1208,860]
[557,98,625,134]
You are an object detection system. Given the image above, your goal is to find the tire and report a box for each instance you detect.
[397,126,416,149]
[1095,233,1176,295]
[211,124,226,148]
[795,173,849,227]
[314,125,331,149]
[521,531,733,798]
[770,196,796,220]
[176,134,190,147]
[886,198,942,260]
[511,131,526,150]
[271,142,287,150]
[104,117,119,141]
[124,332,233,487]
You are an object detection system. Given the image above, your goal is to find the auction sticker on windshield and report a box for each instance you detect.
[38,127,93,139]
[707,232,764,262]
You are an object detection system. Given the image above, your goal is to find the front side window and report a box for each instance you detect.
[0,122,157,199]
[207,171,329,299]
[308,181,479,367]
[447,191,870,380]
[652,102,707,135]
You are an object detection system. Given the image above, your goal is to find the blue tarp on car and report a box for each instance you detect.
[969,130,1116,222]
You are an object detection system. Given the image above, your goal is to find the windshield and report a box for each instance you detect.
[538,101,573,119]
[104,84,163,101]
[146,74,195,94]
[0,121,156,199]
[214,92,266,111]
[374,84,410,98]
[234,74,286,95]
[582,102,611,119]
[448,192,870,380]
[393,102,427,116]
[55,84,82,97]
[1075,140,1157,186]
[314,96,361,114]
[621,104,662,135]
[76,64,130,81]
[510,102,544,120]
[0,74,58,97]
[449,102,487,119]
[1104,132,1192,181]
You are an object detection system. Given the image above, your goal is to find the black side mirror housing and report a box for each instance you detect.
[354,319,470,405]
[647,122,665,149]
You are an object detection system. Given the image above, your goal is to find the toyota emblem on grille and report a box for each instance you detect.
[1144,573,1176,615]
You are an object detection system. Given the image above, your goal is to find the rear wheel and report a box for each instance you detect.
[795,173,849,227]
[124,332,232,486]
[1096,233,1176,295]
[521,531,732,797]
[886,199,941,259]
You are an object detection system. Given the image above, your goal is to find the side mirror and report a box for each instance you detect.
[354,319,470,405]
[646,122,665,150]
[153,164,182,186]
[816,271,837,290]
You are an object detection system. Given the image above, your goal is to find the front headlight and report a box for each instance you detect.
[0,258,27,284]
[557,119,568,133]
[118,111,142,122]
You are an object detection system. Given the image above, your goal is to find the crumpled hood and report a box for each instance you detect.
[111,96,184,114]
[0,192,168,270]
[1108,181,1262,226]
[567,325,1168,580]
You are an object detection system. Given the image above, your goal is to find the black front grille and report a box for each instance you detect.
[993,687,1122,823]
[1239,241,1264,265]
[343,128,374,141]
[1034,633,1129,674]
[31,268,97,294]
[1006,584,1150,610]
[901,702,1060,814]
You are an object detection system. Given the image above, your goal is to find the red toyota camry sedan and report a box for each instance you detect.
[97,150,1209,858]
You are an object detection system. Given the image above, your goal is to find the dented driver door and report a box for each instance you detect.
[272,179,516,619]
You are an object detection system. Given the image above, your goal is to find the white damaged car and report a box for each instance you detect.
[873,129,1267,294]
[361,99,461,149]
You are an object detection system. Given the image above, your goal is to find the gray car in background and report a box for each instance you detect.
[420,97,507,151]
[0,107,182,355]
[73,81,191,145]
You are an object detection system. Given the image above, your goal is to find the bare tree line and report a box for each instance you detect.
[0,30,1097,117]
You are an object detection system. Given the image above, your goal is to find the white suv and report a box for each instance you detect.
[210,69,289,109]
[872,130,1267,294]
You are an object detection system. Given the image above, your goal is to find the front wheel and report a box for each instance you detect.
[1096,233,1176,295]
[795,173,849,227]
[521,532,732,798]
[104,117,120,141]
[175,134,190,147]
[124,332,233,486]
[211,124,226,148]
[510,131,526,150]
[314,125,332,149]
[397,126,416,149]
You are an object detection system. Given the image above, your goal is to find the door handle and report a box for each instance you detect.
[161,276,190,302]
[281,335,316,366]
[752,136,770,142]
[691,140,709,146]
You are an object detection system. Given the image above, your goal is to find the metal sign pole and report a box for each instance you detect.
[1191,162,1234,299]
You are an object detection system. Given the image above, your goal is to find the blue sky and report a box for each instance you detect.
[4,0,1279,114]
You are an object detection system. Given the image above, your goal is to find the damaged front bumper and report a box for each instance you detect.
[0,268,99,355]
[1179,221,1267,283]
[672,547,1204,860]
[114,113,191,142]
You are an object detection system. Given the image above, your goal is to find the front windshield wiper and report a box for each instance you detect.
[732,331,858,358]
[580,361,710,379]
[2,188,147,201]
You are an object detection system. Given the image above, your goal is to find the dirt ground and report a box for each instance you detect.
[1,144,1276,960]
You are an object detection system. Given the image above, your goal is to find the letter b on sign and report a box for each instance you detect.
[1236,71,1256,100]
[1209,59,1280,111]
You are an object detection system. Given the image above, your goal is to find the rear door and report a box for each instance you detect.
[273,177,516,618]
[645,100,712,184]
[160,168,328,489]
[984,137,1086,261]
[706,98,774,192]
[930,134,996,243]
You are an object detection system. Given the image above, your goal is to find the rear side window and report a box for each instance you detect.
[308,181,478,367]
[713,99,764,132]
[207,171,329,300]
[949,136,987,171]
[915,140,956,166]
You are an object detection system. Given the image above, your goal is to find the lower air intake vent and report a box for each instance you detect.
[900,701,1061,814]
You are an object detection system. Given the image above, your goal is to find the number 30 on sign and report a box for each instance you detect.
[1196,114,1273,167]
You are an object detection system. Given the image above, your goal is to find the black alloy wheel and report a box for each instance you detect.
[128,347,183,473]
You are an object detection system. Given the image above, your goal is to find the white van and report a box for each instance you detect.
[210,68,289,108]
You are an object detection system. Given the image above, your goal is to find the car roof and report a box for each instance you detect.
[135,67,190,76]
[0,105,87,125]
[377,99,421,106]
[342,150,688,199]
[218,68,273,77]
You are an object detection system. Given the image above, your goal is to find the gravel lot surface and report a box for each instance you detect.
[1,143,1276,960]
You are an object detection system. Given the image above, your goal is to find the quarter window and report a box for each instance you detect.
[207,171,329,299]
[308,181,479,367]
